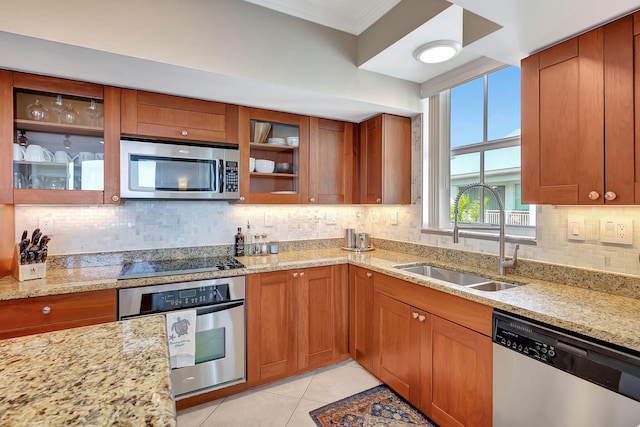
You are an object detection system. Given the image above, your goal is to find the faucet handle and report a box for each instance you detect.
[511,244,520,265]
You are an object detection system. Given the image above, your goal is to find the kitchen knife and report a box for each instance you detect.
[31,228,40,243]
[21,230,28,241]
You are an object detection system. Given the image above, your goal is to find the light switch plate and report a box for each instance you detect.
[599,217,633,245]
[567,215,584,241]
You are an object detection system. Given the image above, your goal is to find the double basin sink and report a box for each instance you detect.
[393,263,522,291]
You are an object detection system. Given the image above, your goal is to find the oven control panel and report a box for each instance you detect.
[140,284,230,313]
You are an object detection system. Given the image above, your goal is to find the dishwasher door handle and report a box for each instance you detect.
[556,340,588,358]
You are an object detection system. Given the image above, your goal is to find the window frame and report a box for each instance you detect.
[422,67,536,244]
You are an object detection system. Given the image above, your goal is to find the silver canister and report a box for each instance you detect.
[343,228,356,248]
[357,233,371,249]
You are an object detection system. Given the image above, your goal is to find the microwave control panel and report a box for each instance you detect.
[225,160,239,193]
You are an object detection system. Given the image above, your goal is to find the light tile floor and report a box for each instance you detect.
[177,359,380,427]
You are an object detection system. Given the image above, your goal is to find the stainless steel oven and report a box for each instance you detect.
[118,275,246,398]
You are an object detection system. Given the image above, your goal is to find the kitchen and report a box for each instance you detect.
[1,0,640,426]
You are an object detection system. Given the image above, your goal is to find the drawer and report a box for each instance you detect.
[0,289,117,331]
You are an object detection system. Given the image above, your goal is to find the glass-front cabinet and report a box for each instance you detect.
[5,72,120,204]
[239,107,309,203]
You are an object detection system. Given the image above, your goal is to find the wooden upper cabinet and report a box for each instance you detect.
[121,89,238,144]
[238,107,309,204]
[359,114,411,204]
[8,72,121,205]
[308,118,354,204]
[521,15,635,205]
[0,70,12,204]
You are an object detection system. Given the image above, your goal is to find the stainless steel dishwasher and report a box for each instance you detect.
[493,310,640,427]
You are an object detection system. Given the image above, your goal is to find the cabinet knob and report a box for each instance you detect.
[604,191,617,201]
[588,191,600,200]
[366,272,372,278]
[293,272,299,277]
[181,130,189,136]
[111,195,120,202]
[309,197,316,203]
[239,196,245,201]
[300,272,305,277]
[41,306,51,315]
[412,312,419,319]
[418,315,426,322]
[376,198,382,203]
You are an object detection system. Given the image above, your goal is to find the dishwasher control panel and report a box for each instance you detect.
[494,324,557,363]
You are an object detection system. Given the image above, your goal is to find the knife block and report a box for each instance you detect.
[12,244,47,282]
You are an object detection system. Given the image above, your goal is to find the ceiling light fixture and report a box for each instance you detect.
[414,40,461,64]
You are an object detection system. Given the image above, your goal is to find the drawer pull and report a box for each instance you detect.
[412,312,419,319]
[41,306,51,315]
[181,130,189,136]
[418,315,426,322]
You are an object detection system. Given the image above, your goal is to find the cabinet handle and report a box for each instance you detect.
[588,191,600,201]
[293,272,299,277]
[111,195,120,202]
[300,272,305,277]
[181,130,189,136]
[418,315,426,322]
[604,191,617,201]
[376,198,382,203]
[41,306,51,315]
[239,196,245,201]
[412,312,419,319]
[309,197,316,203]
[366,272,372,278]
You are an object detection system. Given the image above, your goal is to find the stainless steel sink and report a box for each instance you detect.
[397,265,490,286]
[392,263,523,291]
[466,281,520,291]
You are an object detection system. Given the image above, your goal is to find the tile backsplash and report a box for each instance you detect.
[14,115,640,277]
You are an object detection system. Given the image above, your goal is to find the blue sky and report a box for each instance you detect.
[450,66,521,148]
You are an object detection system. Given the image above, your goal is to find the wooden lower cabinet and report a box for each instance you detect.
[0,289,117,339]
[430,316,492,427]
[349,265,374,372]
[372,272,492,427]
[247,264,349,383]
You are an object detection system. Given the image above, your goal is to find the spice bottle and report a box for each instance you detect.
[234,227,245,256]
[261,234,268,256]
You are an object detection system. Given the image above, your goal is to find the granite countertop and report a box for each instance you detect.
[0,248,639,353]
[0,315,176,426]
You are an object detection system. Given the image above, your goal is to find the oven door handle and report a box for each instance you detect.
[196,301,244,316]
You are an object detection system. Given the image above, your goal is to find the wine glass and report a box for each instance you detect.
[26,99,49,121]
[85,100,103,127]
[50,95,65,123]
[60,102,80,124]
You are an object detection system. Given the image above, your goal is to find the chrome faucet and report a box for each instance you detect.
[452,183,519,275]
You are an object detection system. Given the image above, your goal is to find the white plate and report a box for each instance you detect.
[270,191,297,194]
[267,138,286,145]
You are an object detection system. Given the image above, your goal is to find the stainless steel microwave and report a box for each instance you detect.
[120,139,239,200]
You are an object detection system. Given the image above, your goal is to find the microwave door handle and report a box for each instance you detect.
[218,159,224,193]
[210,162,219,193]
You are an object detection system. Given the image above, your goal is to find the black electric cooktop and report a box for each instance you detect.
[118,255,244,279]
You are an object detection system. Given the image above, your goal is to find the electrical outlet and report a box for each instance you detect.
[599,218,633,245]
[39,216,54,235]
[264,212,273,227]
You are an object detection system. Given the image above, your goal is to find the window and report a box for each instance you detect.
[423,65,536,238]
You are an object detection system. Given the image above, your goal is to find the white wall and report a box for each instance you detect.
[0,0,420,121]
[15,115,640,277]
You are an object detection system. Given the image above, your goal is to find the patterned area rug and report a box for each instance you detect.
[309,385,438,427]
